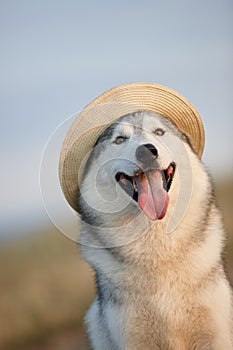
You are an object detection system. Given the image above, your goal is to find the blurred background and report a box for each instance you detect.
[0,0,232,349]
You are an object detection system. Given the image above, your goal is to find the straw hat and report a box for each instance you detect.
[59,82,205,212]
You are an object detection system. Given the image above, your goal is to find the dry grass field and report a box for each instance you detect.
[0,178,232,350]
[0,231,95,350]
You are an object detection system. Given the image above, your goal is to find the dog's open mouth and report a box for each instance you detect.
[115,162,176,221]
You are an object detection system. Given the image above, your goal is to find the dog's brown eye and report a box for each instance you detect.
[114,136,128,145]
[154,128,165,136]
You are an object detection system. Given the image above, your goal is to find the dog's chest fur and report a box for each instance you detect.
[82,207,233,349]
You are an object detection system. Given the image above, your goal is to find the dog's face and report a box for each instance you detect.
[79,111,195,231]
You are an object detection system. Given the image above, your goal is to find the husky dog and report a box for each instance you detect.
[77,111,232,349]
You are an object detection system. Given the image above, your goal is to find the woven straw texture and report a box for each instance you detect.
[59,82,205,211]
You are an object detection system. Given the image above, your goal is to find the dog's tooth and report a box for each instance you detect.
[133,178,138,192]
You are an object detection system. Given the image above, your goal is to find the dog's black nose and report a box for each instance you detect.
[136,143,158,164]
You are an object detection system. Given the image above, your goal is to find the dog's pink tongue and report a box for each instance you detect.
[135,170,169,220]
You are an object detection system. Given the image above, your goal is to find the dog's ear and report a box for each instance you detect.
[181,132,190,143]
[181,132,196,154]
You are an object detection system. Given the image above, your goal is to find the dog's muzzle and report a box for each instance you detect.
[115,143,176,221]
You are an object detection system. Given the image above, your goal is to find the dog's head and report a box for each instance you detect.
[78,111,196,230]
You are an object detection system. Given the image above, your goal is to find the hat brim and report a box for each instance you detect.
[59,82,205,212]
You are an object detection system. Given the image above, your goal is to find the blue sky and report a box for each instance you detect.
[0,0,232,238]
